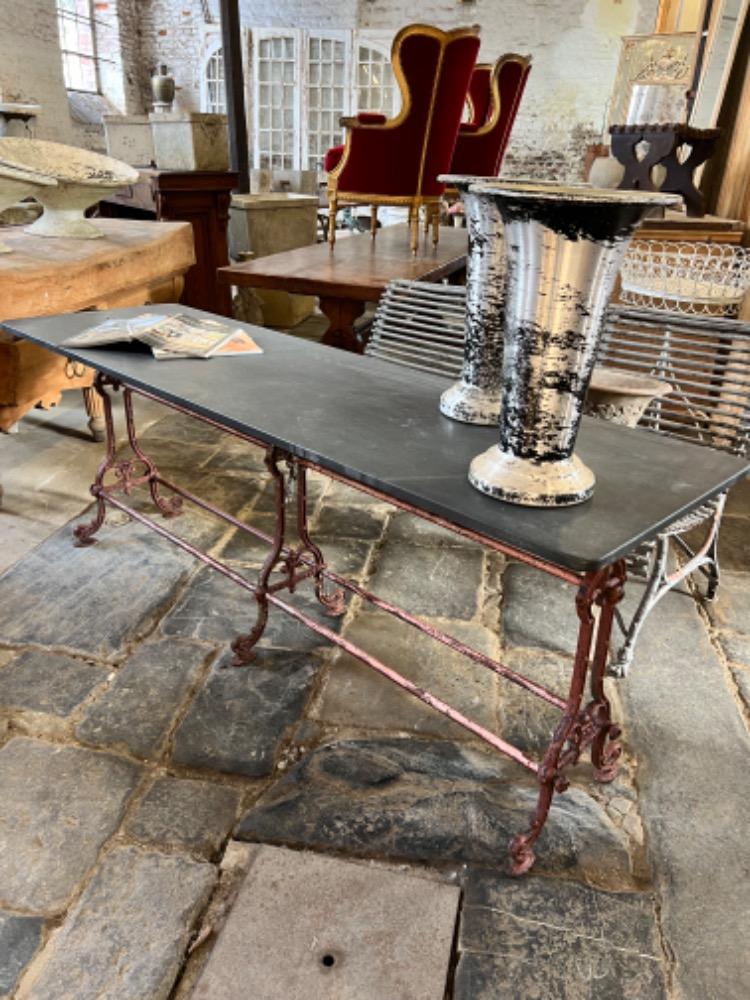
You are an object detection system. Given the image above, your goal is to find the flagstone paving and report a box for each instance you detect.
[0,397,747,999]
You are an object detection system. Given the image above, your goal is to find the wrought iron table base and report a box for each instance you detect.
[75,372,626,875]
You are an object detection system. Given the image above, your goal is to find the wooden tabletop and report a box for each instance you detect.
[219,224,468,301]
[0,219,195,322]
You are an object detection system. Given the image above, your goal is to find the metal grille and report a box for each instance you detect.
[601,306,750,457]
[366,280,465,379]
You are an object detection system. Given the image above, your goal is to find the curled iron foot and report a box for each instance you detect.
[231,599,269,666]
[508,835,536,876]
[73,497,107,547]
[593,728,622,783]
[151,488,184,518]
[316,583,346,617]
[73,530,98,548]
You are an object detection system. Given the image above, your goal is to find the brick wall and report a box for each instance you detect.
[136,0,659,180]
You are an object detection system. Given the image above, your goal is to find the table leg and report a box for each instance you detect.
[318,296,366,353]
[231,448,287,665]
[74,373,183,547]
[508,561,626,875]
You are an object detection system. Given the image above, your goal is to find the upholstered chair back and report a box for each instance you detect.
[449,53,531,178]
[331,24,480,199]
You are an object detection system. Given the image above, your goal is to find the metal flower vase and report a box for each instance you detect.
[438,175,506,424]
[468,182,678,507]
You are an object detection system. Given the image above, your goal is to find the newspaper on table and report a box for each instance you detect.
[60,313,263,360]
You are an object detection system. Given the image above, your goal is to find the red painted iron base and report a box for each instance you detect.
[75,373,626,875]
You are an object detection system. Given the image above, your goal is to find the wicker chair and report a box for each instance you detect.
[367,281,750,674]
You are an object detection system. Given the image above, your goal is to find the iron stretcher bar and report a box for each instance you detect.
[99,490,540,773]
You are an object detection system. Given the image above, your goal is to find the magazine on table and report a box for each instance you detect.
[60,313,263,360]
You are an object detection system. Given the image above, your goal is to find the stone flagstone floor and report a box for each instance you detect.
[0,394,748,999]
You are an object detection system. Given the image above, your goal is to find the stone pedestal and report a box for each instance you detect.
[103,114,155,167]
[150,112,229,172]
[229,193,319,328]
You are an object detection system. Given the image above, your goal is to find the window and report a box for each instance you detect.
[56,0,98,93]
[255,34,297,169]
[205,48,226,114]
[356,45,397,116]
[307,36,346,171]
[250,30,394,172]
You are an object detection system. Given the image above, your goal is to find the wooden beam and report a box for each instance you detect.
[218,0,250,194]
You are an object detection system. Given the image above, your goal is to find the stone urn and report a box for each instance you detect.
[586,367,672,427]
[467,182,679,507]
[437,175,506,425]
[151,65,176,113]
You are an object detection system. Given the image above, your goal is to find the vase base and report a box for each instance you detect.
[440,381,501,425]
[469,445,595,507]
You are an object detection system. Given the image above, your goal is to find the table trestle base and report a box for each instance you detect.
[74,373,626,875]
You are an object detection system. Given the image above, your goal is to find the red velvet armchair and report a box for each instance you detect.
[325,24,480,252]
[449,53,531,178]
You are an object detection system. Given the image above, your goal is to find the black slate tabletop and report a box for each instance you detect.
[5,305,748,574]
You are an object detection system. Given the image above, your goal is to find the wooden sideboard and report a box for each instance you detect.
[0,218,195,502]
[100,169,238,316]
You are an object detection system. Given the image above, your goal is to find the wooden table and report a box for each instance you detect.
[0,218,194,503]
[219,224,468,352]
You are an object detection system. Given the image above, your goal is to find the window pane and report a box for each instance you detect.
[356,46,397,117]
[56,1,98,92]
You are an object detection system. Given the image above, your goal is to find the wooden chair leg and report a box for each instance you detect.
[370,205,378,238]
[328,195,337,249]
[431,203,440,246]
[82,386,105,442]
[410,203,420,254]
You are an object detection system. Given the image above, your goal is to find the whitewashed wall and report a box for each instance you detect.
[0,0,74,143]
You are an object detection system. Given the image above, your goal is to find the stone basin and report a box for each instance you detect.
[0,138,138,239]
[0,161,55,252]
[586,366,672,427]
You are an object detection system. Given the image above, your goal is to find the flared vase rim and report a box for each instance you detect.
[468,180,681,208]
[439,175,594,191]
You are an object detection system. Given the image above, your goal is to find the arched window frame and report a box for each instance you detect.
[202,45,227,114]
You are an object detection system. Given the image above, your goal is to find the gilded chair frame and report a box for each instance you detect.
[326,23,480,252]
[444,52,531,197]
[472,53,531,139]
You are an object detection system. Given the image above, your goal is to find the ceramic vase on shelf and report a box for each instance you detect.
[438,175,507,425]
[468,182,679,507]
[151,65,175,113]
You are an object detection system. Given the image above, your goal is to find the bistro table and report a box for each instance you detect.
[4,304,748,875]
[219,223,468,353]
